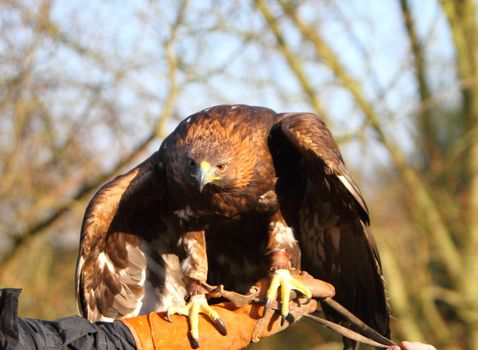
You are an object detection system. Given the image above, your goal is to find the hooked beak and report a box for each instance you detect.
[194,161,220,192]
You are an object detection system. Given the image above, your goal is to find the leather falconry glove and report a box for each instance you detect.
[121,273,335,350]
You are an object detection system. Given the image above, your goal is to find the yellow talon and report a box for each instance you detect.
[167,294,227,348]
[264,269,312,324]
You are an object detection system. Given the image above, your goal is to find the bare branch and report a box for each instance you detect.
[277,0,462,284]
[0,0,187,270]
[399,0,437,170]
[255,0,328,121]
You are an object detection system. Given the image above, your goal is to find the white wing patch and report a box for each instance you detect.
[174,206,195,220]
[137,239,187,314]
[270,221,297,249]
[75,255,85,315]
[157,253,187,309]
[97,252,115,271]
[337,175,355,196]
[337,174,367,213]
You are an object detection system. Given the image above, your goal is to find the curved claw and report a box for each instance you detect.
[280,314,287,326]
[263,297,272,317]
[166,294,228,348]
[214,317,228,336]
[264,269,313,322]
[190,335,199,349]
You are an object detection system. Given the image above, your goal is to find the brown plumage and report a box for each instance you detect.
[76,104,389,343]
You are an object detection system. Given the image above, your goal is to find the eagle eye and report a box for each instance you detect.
[215,163,227,173]
[188,159,196,169]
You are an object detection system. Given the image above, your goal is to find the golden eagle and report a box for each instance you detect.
[75,104,389,346]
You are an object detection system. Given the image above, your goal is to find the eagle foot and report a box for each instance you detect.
[263,268,312,325]
[166,294,227,348]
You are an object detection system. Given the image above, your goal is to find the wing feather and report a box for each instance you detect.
[272,113,389,337]
[75,151,186,321]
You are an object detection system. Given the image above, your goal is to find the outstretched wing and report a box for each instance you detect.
[269,113,390,337]
[75,151,186,321]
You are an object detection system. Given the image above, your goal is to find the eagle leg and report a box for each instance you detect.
[167,230,227,348]
[264,213,312,323]
[264,249,312,324]
[167,285,227,348]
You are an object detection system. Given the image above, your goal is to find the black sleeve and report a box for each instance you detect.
[0,289,136,350]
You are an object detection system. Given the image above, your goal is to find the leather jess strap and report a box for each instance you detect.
[306,298,396,348]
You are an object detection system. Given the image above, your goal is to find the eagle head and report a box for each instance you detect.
[167,113,261,198]
[180,128,243,194]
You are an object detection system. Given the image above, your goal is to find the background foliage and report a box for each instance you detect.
[1,1,477,349]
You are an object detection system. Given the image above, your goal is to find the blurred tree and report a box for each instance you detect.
[1,0,477,349]
[253,1,478,349]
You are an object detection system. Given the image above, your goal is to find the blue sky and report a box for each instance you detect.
[38,0,459,187]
